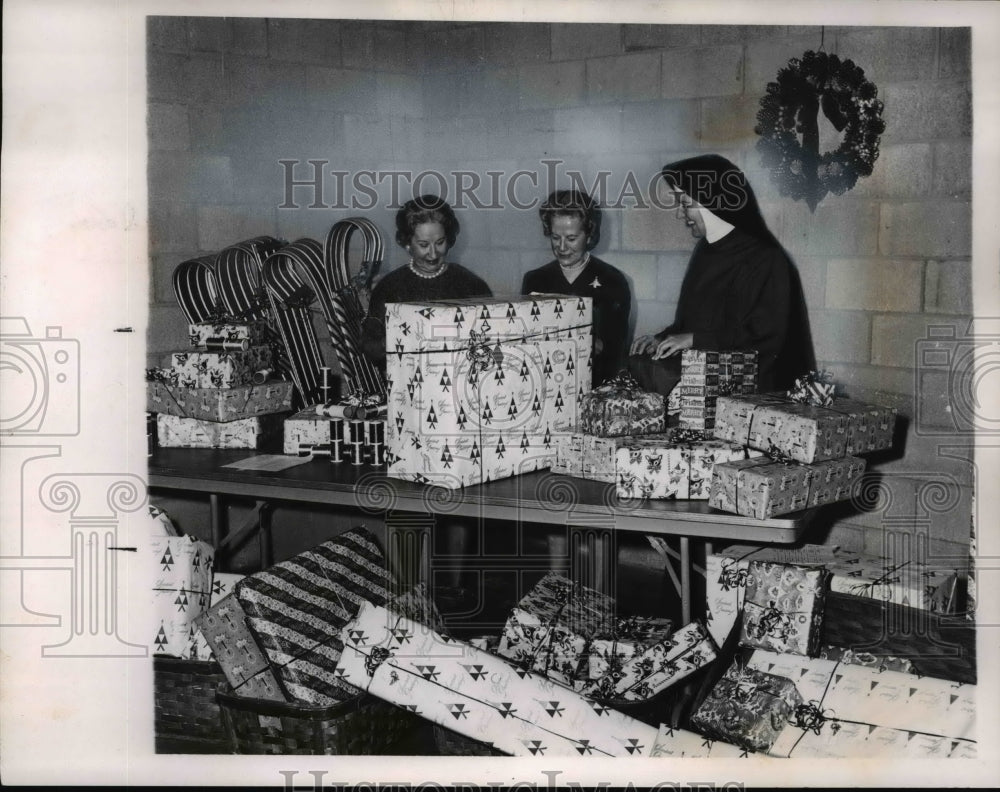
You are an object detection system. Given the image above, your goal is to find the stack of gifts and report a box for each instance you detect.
[677,350,758,430]
[283,406,386,465]
[578,371,666,437]
[708,372,896,518]
[385,295,592,488]
[147,320,292,449]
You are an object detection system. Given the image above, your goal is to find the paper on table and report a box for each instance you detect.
[221,454,314,471]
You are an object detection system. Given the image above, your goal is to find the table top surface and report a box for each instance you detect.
[148,447,818,543]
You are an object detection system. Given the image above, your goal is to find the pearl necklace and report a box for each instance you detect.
[409,259,449,279]
[559,252,590,281]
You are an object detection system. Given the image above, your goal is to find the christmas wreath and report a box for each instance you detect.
[755,50,885,210]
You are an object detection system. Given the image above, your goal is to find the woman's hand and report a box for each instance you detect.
[630,334,660,356]
[651,333,694,360]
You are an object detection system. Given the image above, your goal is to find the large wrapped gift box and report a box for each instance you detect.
[739,560,829,656]
[581,621,718,701]
[587,615,674,680]
[152,534,214,659]
[651,724,757,757]
[234,527,396,705]
[678,350,758,430]
[147,380,293,422]
[170,346,273,389]
[497,571,614,686]
[385,295,592,488]
[188,320,270,349]
[690,664,803,753]
[188,572,245,660]
[578,372,665,437]
[713,393,897,464]
[747,649,977,758]
[708,455,867,519]
[156,413,284,449]
[616,428,764,500]
[337,601,660,757]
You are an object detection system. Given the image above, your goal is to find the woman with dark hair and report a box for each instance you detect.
[630,155,813,392]
[521,189,632,386]
[361,194,492,367]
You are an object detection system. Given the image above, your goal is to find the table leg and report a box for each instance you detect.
[680,537,691,625]
[258,501,273,568]
[210,493,224,550]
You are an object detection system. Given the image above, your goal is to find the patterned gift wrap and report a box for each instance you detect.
[497,571,615,686]
[616,428,763,500]
[708,454,867,519]
[713,393,897,464]
[386,295,592,488]
[552,432,670,483]
[587,615,674,680]
[816,645,914,675]
[188,320,270,349]
[283,407,340,454]
[156,413,284,449]
[152,534,214,659]
[170,346,274,389]
[578,372,665,437]
[690,664,803,753]
[826,548,960,613]
[747,649,977,758]
[235,527,396,706]
[739,560,829,656]
[650,723,756,757]
[581,621,717,702]
[188,572,245,661]
[147,380,293,422]
[337,602,660,757]
[678,350,758,430]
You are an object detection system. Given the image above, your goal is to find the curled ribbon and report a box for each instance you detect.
[849,561,911,599]
[465,330,504,382]
[786,370,837,407]
[751,603,793,641]
[765,442,798,466]
[146,367,179,385]
[364,645,392,677]
[791,701,833,735]
[600,369,642,393]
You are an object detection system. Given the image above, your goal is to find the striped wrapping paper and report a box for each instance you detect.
[234,527,396,705]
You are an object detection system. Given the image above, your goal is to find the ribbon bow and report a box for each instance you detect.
[764,442,798,466]
[717,565,748,592]
[466,330,504,381]
[791,701,838,735]
[849,561,911,599]
[786,370,836,407]
[600,369,641,393]
[751,603,792,641]
[364,645,392,677]
[671,427,711,444]
[146,367,178,385]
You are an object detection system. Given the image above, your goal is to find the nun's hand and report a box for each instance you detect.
[630,334,659,356]
[651,333,694,360]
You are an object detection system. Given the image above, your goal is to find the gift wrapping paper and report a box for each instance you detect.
[826,548,960,613]
[708,455,867,519]
[713,393,897,464]
[152,534,214,659]
[170,346,273,389]
[739,560,829,656]
[578,374,665,437]
[816,645,915,675]
[587,616,674,680]
[690,664,803,752]
[650,723,756,757]
[386,581,447,634]
[194,593,286,701]
[550,431,626,483]
[678,350,758,430]
[147,380,293,422]
[283,406,337,454]
[747,649,977,758]
[187,572,245,660]
[235,527,396,705]
[188,320,270,349]
[386,295,592,488]
[615,429,764,500]
[497,571,615,686]
[581,621,718,701]
[156,413,284,449]
[337,602,660,757]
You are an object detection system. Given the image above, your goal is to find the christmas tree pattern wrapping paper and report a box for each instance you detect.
[151,534,214,659]
[650,723,757,757]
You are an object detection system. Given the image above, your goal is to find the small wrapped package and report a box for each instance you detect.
[155,413,284,449]
[708,455,867,519]
[678,350,758,430]
[739,560,830,656]
[651,723,757,757]
[147,380,293,422]
[336,601,660,757]
[616,428,763,500]
[170,346,273,389]
[283,406,342,454]
[587,615,674,680]
[188,320,270,349]
[551,432,624,482]
[151,533,214,659]
[690,664,803,753]
[497,571,614,686]
[188,571,245,661]
[827,548,960,613]
[579,371,665,437]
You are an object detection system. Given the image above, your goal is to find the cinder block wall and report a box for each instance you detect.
[147,19,973,574]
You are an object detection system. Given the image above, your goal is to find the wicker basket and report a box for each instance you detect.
[432,724,506,756]
[153,656,229,753]
[216,687,420,754]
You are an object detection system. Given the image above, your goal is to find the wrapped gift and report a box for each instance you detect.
[678,350,758,430]
[739,560,829,656]
[194,593,286,701]
[151,534,214,659]
[690,664,803,752]
[170,346,273,389]
[497,571,615,686]
[587,615,674,679]
[579,371,665,437]
[188,320,270,349]
[156,413,284,449]
[713,392,897,464]
[147,380,293,422]
[284,406,340,454]
[385,581,447,634]
[709,455,867,519]
[337,602,660,757]
[386,295,592,488]
[827,548,960,613]
[552,432,681,484]
[816,645,915,674]
[651,723,756,757]
[616,428,763,500]
[748,649,977,757]
[581,621,717,701]
[468,635,500,653]
[235,527,396,705]
[187,572,245,661]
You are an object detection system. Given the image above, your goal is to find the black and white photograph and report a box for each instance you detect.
[1,0,998,786]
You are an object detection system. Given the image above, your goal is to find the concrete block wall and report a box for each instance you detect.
[148,19,974,573]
